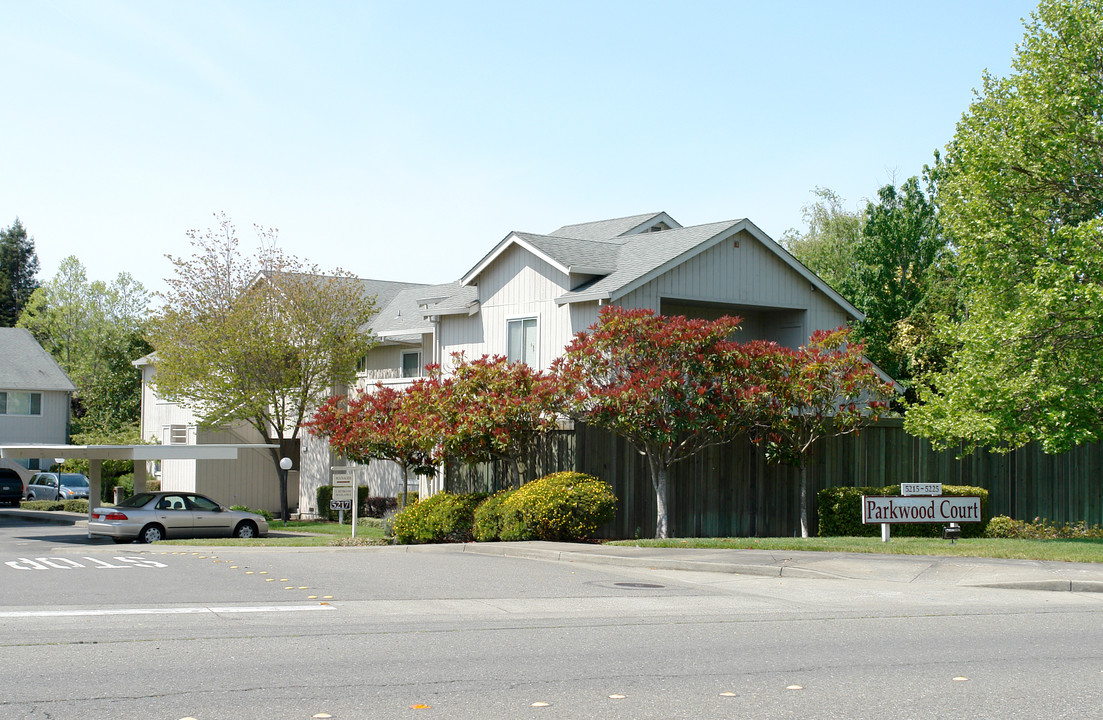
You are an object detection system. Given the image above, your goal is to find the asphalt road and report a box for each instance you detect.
[2,516,1102,719]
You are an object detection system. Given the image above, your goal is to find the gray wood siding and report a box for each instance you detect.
[441,244,576,369]
[618,229,849,336]
[0,389,69,444]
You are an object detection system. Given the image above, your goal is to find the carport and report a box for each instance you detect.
[0,444,277,523]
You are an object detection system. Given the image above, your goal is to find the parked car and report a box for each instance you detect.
[0,468,25,507]
[88,491,270,543]
[26,472,90,501]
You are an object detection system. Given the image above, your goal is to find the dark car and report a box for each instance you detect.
[0,468,25,507]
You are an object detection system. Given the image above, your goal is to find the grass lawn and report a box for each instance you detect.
[606,536,1103,563]
[157,520,387,547]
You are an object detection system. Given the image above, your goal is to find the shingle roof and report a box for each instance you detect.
[370,282,476,336]
[511,232,622,274]
[0,328,77,392]
[550,212,670,241]
[554,220,742,302]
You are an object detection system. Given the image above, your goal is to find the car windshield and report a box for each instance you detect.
[60,474,89,487]
[116,492,157,508]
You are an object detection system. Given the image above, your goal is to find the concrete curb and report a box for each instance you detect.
[459,542,1103,592]
[970,579,1103,593]
[0,508,85,526]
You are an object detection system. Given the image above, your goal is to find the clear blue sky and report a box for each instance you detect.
[2,1,1038,294]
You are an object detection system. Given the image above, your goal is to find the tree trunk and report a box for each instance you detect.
[647,451,670,539]
[400,461,410,508]
[799,462,809,539]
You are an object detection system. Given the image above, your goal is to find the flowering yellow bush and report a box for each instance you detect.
[494,472,617,542]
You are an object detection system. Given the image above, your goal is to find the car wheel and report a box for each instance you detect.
[26,493,34,501]
[233,521,258,539]
[139,524,165,543]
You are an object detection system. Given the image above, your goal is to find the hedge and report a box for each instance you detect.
[20,500,90,514]
[817,484,989,538]
[391,492,486,544]
[472,489,515,542]
[477,472,617,542]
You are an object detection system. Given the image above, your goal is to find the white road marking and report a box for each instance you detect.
[0,604,336,618]
[4,556,170,570]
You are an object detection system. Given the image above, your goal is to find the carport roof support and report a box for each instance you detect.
[0,444,279,531]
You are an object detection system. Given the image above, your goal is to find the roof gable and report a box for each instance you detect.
[553,219,863,321]
[0,328,77,392]
[550,211,681,241]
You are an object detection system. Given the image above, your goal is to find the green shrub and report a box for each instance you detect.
[64,500,89,514]
[472,489,515,542]
[816,485,989,538]
[114,473,134,499]
[985,515,1103,539]
[392,492,486,544]
[230,505,274,521]
[20,500,89,514]
[495,472,617,542]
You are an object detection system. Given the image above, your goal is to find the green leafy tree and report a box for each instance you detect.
[0,218,40,327]
[149,213,378,520]
[907,0,1103,453]
[782,188,868,307]
[856,175,946,384]
[18,256,150,434]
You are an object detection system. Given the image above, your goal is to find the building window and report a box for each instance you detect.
[169,425,189,445]
[0,391,42,416]
[507,317,538,366]
[402,351,422,378]
[356,355,368,373]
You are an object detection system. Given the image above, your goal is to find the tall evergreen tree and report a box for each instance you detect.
[0,218,40,327]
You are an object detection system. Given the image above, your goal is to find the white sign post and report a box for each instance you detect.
[331,469,356,538]
[881,483,944,541]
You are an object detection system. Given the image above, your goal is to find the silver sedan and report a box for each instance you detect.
[89,491,270,543]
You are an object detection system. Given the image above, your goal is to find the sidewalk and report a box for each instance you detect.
[6,508,1103,592]
[460,540,1103,593]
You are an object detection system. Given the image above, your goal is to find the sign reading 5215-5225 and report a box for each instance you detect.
[861,496,981,524]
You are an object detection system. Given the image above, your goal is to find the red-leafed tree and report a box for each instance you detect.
[555,306,766,539]
[304,381,440,506]
[750,327,895,537]
[430,353,569,488]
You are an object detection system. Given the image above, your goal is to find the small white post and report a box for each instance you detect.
[881,522,891,543]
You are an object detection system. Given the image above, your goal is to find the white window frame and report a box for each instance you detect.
[506,315,539,368]
[0,391,42,416]
[401,350,422,378]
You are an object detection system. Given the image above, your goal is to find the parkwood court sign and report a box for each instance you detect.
[861,496,982,524]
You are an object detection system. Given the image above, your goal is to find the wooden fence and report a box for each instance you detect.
[445,418,1103,538]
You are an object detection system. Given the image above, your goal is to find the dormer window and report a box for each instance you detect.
[648,222,670,232]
